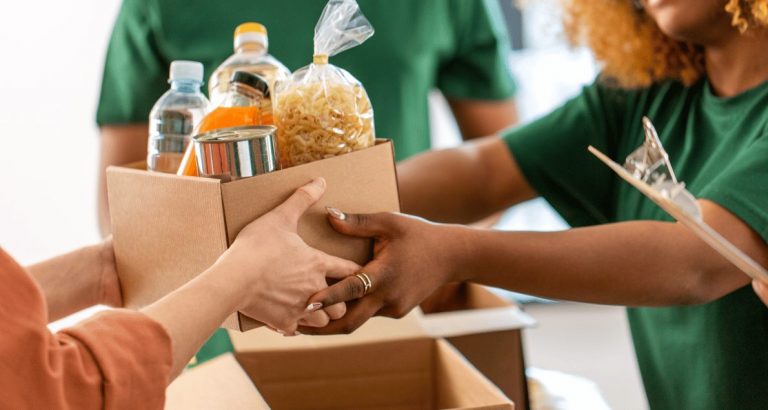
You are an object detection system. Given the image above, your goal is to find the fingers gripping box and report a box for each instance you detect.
[107,140,400,331]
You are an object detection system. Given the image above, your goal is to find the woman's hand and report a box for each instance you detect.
[298,209,465,335]
[754,280,768,306]
[213,178,360,334]
[27,236,122,321]
[96,237,122,307]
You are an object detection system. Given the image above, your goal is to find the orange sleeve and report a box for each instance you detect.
[0,249,172,409]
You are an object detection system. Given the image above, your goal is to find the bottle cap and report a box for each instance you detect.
[169,60,204,82]
[230,71,270,97]
[234,22,268,50]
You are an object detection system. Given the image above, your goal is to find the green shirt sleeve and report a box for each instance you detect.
[437,0,516,100]
[699,130,768,242]
[96,0,168,126]
[502,82,626,227]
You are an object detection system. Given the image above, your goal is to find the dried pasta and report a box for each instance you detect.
[274,80,374,167]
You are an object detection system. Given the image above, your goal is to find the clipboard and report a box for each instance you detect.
[588,117,768,282]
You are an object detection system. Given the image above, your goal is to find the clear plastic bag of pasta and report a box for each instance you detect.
[274,0,375,167]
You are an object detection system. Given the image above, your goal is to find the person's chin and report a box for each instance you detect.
[652,15,701,42]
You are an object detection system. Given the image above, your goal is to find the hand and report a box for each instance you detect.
[754,280,768,306]
[213,178,359,334]
[96,237,122,307]
[298,209,464,335]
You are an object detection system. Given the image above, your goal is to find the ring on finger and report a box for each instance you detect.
[355,272,373,296]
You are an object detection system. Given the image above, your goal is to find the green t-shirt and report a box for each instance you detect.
[503,78,768,409]
[97,0,516,161]
[97,0,515,366]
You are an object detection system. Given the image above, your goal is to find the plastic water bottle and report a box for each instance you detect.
[147,61,210,173]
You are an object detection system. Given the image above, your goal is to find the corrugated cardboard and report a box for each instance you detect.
[165,354,270,410]
[420,283,534,410]
[107,141,400,331]
[228,283,534,408]
[166,339,514,410]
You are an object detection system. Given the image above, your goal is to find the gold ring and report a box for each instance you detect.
[355,272,373,296]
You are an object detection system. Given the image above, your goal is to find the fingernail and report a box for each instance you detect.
[275,329,285,335]
[306,302,323,312]
[313,177,326,189]
[326,207,347,221]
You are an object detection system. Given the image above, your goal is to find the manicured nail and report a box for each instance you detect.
[306,302,323,312]
[313,177,326,189]
[326,207,347,221]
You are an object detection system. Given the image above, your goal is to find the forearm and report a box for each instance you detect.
[27,244,110,321]
[454,220,751,306]
[141,263,245,380]
[447,98,518,140]
[398,137,533,223]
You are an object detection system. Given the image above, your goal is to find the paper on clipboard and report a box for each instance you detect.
[587,117,768,282]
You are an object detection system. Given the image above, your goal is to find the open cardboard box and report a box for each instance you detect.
[166,338,513,410]
[227,283,535,408]
[420,283,535,410]
[107,140,400,331]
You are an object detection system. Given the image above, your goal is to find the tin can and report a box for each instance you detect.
[193,125,279,181]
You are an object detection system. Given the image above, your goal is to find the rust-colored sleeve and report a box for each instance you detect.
[0,249,172,409]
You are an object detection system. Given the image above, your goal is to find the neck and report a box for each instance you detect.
[705,28,768,97]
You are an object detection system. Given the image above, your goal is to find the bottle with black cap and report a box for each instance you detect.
[177,71,272,176]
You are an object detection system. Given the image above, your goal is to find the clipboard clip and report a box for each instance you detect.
[624,117,702,220]
[588,116,768,282]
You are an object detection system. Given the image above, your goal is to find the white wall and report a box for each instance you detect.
[0,0,122,264]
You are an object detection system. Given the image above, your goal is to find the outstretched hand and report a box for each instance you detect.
[214,179,359,335]
[298,208,464,335]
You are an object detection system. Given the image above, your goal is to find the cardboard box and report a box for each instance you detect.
[107,141,400,331]
[166,338,514,410]
[227,284,534,408]
[420,283,533,410]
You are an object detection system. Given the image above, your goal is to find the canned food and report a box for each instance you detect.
[193,125,279,181]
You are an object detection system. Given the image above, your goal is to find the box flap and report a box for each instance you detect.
[165,353,270,410]
[219,141,400,267]
[434,339,514,409]
[107,166,229,308]
[419,283,536,338]
[229,310,427,351]
[420,305,536,339]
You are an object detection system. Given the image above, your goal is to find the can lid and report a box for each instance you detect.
[194,125,277,143]
[169,60,204,82]
[234,22,268,50]
[230,71,270,97]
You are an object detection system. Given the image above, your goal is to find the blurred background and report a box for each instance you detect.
[0,1,647,408]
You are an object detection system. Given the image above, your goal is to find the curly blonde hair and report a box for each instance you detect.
[561,0,768,87]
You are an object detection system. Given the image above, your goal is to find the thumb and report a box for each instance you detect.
[272,178,326,226]
[325,209,395,239]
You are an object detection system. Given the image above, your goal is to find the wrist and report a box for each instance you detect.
[443,224,477,283]
[210,246,267,313]
[94,240,121,307]
[199,261,252,314]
